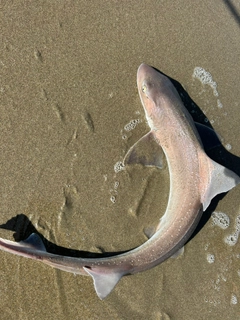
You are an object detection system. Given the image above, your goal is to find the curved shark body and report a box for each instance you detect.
[0,63,239,299]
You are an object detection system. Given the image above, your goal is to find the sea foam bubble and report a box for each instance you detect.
[211,211,230,229]
[193,67,218,97]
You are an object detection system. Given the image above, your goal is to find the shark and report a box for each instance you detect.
[0,63,239,299]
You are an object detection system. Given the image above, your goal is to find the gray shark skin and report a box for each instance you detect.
[0,63,239,299]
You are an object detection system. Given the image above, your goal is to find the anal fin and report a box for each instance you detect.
[83,266,124,300]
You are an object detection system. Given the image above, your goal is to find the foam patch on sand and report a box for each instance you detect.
[193,67,218,97]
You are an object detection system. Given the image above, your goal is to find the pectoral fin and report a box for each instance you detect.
[124,131,165,168]
[83,266,124,300]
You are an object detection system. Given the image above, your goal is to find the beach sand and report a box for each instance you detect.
[0,1,240,319]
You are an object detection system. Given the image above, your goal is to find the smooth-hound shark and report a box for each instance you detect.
[0,63,239,299]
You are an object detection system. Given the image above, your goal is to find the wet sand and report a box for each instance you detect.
[0,1,240,319]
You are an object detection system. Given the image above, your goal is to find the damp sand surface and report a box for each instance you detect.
[0,1,240,319]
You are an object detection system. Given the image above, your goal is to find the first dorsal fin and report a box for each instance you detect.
[202,158,240,211]
[83,267,124,300]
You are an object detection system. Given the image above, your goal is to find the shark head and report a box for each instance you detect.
[137,63,179,131]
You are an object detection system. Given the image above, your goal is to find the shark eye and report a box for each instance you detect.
[142,84,147,94]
